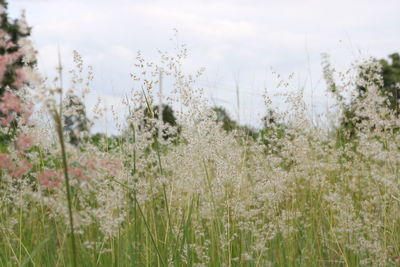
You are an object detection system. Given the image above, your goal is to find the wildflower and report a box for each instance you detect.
[0,114,13,126]
[0,153,12,169]
[38,170,62,188]
[16,133,33,151]
[0,92,23,114]
[83,158,97,170]
[68,167,90,181]
[0,56,7,81]
[13,67,26,88]
[0,91,31,126]
[10,159,32,178]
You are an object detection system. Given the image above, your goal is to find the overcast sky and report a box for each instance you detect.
[9,0,400,133]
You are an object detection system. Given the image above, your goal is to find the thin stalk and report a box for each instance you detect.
[53,111,78,267]
[155,139,173,243]
[142,88,174,248]
[111,178,166,267]
[19,189,23,263]
[52,48,77,266]
[129,121,138,263]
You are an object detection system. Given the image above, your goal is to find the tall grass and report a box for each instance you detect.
[1,45,400,267]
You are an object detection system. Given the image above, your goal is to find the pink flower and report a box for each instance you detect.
[0,92,23,114]
[13,67,26,88]
[10,159,32,178]
[83,158,98,171]
[83,158,120,176]
[68,167,90,181]
[16,133,33,151]
[0,114,13,126]
[0,56,7,81]
[0,92,24,126]
[101,159,120,175]
[0,153,12,169]
[38,170,62,188]
[7,49,23,64]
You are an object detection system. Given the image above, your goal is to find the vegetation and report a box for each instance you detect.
[1,2,400,266]
[63,94,91,146]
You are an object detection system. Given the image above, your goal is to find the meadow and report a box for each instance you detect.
[1,4,400,267]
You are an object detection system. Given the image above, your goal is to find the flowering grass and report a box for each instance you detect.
[0,50,399,267]
[1,8,400,267]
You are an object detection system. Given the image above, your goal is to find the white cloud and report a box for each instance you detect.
[109,45,135,62]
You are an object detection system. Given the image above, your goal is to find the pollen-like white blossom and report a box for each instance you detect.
[0,25,399,266]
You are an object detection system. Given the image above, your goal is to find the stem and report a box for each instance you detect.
[111,178,165,267]
[54,111,78,267]
[155,140,173,241]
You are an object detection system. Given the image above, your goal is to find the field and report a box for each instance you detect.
[1,2,400,265]
[1,42,400,267]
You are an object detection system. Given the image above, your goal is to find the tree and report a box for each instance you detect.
[258,108,286,150]
[261,108,278,129]
[63,94,91,146]
[211,106,254,137]
[346,54,400,134]
[142,104,180,140]
[379,53,400,114]
[212,106,237,132]
[323,53,400,141]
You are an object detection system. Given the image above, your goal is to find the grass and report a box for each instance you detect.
[1,46,400,267]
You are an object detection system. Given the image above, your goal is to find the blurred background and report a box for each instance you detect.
[9,0,400,134]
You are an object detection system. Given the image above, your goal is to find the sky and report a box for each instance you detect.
[9,0,400,134]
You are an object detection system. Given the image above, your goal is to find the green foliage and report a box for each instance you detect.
[379,53,400,113]
[90,132,120,151]
[212,106,255,138]
[258,108,286,151]
[212,106,237,132]
[335,53,400,143]
[63,94,91,146]
[142,104,180,140]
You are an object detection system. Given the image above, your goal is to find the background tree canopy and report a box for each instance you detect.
[380,53,400,113]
